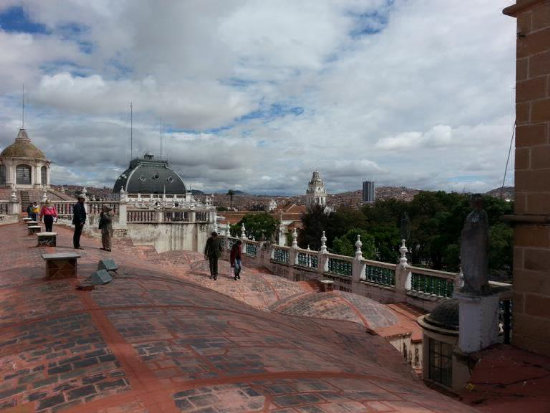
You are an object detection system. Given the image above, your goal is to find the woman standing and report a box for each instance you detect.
[40,200,58,232]
[99,206,114,251]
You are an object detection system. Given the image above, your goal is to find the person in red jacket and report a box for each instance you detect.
[40,200,58,232]
[230,240,242,281]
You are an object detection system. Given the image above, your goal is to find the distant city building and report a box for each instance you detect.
[305,171,327,209]
[362,180,375,203]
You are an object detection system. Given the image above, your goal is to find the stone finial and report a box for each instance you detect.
[292,228,298,248]
[82,187,87,196]
[456,266,465,290]
[399,239,408,267]
[10,191,17,202]
[60,186,65,193]
[42,191,47,202]
[241,224,246,239]
[320,231,327,254]
[355,235,363,260]
[307,244,310,251]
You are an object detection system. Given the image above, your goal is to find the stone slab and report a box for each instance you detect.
[98,259,118,272]
[91,269,113,285]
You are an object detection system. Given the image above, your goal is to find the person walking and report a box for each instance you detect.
[39,200,58,232]
[204,231,222,280]
[230,240,242,281]
[98,205,114,251]
[72,195,86,249]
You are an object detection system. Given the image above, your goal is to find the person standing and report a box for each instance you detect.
[98,205,114,251]
[72,195,86,249]
[30,201,40,221]
[230,240,242,281]
[204,231,222,280]
[26,203,33,219]
[40,200,58,232]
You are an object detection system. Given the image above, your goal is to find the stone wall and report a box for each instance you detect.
[126,223,210,253]
[504,0,550,356]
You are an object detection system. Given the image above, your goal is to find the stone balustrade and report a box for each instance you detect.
[220,235,509,312]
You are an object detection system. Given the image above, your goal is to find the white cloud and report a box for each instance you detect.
[0,0,516,195]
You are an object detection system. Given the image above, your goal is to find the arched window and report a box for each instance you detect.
[41,166,48,186]
[0,164,5,185]
[16,164,32,185]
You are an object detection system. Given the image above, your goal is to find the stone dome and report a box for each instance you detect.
[113,154,186,195]
[424,299,459,331]
[0,129,46,160]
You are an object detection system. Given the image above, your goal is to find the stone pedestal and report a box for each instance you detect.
[37,232,57,247]
[42,253,81,279]
[28,225,41,235]
[455,291,500,353]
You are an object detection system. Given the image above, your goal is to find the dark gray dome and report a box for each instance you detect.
[424,299,459,331]
[113,154,186,195]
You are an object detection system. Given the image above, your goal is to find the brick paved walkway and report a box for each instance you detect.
[0,222,478,412]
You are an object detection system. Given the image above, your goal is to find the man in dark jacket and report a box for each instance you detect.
[72,195,86,249]
[204,231,222,280]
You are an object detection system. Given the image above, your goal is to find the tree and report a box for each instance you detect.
[234,213,279,241]
[298,205,331,250]
[332,229,376,259]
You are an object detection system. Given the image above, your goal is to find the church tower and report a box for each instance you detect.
[305,171,327,209]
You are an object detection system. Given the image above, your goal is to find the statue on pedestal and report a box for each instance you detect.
[460,195,490,295]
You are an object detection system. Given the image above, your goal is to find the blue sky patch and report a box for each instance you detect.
[239,103,304,123]
[347,1,394,38]
[0,6,49,34]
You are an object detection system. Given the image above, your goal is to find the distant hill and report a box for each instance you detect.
[485,186,514,201]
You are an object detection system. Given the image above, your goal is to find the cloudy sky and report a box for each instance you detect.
[0,0,516,195]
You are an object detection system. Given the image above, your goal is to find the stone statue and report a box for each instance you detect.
[460,195,490,295]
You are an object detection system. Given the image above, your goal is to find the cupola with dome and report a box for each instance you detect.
[113,154,186,195]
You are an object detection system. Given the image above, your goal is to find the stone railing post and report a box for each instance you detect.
[117,189,128,229]
[395,239,410,296]
[156,210,163,223]
[289,228,299,268]
[317,231,329,277]
[352,235,365,287]
[8,191,20,215]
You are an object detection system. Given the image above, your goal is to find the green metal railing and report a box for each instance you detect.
[272,247,290,264]
[365,264,395,287]
[245,243,257,257]
[410,272,454,297]
[327,257,352,277]
[296,252,318,268]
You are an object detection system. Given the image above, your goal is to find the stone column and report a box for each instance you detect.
[503,0,550,357]
[455,291,500,353]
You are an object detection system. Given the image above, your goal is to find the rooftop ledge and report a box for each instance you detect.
[501,214,550,224]
[503,0,545,16]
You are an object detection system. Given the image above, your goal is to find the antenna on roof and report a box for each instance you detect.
[130,102,133,161]
[159,118,163,160]
[21,84,25,129]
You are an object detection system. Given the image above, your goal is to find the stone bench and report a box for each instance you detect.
[37,232,57,247]
[28,225,41,235]
[26,220,38,226]
[41,252,81,279]
[22,217,32,223]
